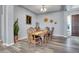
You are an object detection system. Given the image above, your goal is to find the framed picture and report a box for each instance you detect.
[44,17,48,23]
[54,21,57,24]
[50,19,53,23]
[26,15,32,24]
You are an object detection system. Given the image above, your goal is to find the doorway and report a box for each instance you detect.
[72,15,79,36]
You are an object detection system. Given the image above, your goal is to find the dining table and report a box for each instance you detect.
[31,30,48,42]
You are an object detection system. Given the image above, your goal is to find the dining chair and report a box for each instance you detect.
[27,27,34,44]
[50,27,54,40]
[43,27,50,44]
[27,27,42,46]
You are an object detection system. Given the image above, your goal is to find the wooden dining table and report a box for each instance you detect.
[32,30,48,36]
[31,30,48,41]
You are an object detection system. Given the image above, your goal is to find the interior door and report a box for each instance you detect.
[72,15,79,36]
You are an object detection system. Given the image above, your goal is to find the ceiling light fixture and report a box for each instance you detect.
[41,5,47,12]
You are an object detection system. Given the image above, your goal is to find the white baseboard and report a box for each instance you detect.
[53,34,67,38]
[19,36,27,40]
[3,43,14,46]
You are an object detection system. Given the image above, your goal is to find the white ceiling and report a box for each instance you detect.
[21,5,64,14]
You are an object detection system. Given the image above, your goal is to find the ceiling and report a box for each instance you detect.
[20,5,65,15]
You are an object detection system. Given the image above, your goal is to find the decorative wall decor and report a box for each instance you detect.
[44,17,48,23]
[26,15,32,24]
[54,21,57,24]
[50,19,53,23]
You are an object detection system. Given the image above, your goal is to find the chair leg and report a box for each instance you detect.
[33,42,37,47]
[44,36,48,44]
[40,39,42,46]
[50,35,52,40]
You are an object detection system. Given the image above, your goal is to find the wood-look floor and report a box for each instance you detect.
[0,36,79,53]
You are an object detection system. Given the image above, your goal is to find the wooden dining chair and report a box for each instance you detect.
[50,27,54,40]
[27,27,42,46]
[43,27,50,44]
[27,27,34,44]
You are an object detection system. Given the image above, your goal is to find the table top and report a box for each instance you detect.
[32,30,48,36]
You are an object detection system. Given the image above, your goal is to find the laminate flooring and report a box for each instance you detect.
[0,36,79,53]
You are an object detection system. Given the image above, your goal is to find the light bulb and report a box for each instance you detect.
[44,8,47,12]
[41,8,43,11]
[40,5,47,12]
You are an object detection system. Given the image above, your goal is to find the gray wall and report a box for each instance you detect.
[14,6,37,39]
[37,11,65,36]
[0,5,2,40]
[14,6,66,38]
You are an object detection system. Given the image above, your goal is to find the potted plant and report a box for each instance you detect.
[14,18,19,43]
